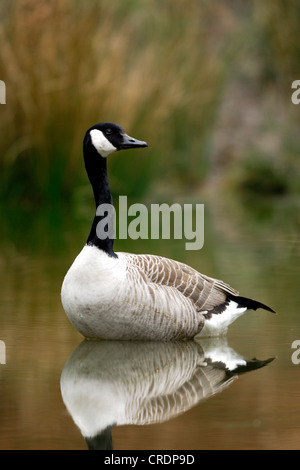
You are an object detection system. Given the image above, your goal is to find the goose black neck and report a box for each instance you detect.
[85,425,114,450]
[84,145,116,257]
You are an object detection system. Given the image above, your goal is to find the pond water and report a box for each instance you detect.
[0,195,299,450]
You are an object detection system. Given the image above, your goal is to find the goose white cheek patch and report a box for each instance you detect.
[90,129,117,157]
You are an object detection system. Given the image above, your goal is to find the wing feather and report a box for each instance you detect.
[124,253,238,312]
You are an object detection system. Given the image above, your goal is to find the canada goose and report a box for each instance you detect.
[61,122,275,340]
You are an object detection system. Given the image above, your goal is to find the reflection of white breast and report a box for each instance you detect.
[60,338,274,442]
[60,339,239,439]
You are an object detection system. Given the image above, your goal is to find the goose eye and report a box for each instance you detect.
[105,128,113,135]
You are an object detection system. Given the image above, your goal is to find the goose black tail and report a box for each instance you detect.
[226,356,275,377]
[227,294,276,313]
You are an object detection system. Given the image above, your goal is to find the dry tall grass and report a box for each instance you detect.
[0,0,299,208]
[0,0,241,205]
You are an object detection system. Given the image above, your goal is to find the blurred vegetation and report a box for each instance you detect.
[0,0,299,215]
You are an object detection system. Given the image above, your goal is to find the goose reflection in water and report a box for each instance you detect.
[60,338,274,450]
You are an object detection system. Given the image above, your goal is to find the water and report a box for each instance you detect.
[0,196,299,450]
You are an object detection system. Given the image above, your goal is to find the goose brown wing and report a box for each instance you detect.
[125,254,239,312]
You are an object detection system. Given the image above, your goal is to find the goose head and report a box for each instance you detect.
[82,122,147,254]
[84,122,148,158]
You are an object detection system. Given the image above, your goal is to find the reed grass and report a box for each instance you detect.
[0,0,299,211]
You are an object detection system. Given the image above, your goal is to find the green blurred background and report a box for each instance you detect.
[1,0,299,228]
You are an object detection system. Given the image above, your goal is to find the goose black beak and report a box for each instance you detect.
[119,133,148,150]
